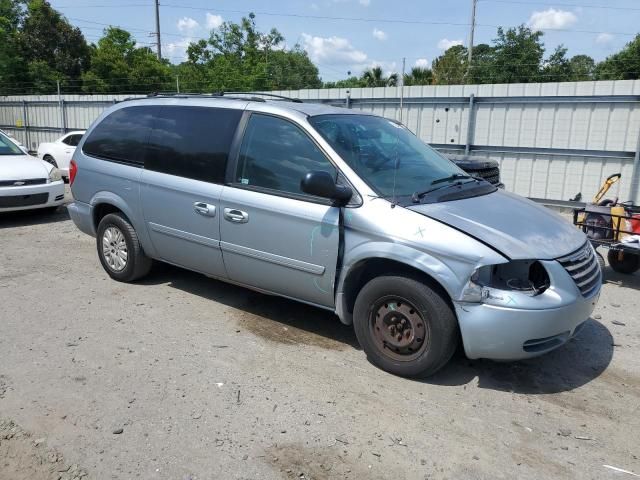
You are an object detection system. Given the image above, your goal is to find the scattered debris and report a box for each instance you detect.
[574,436,594,441]
[112,427,124,434]
[603,465,640,477]
[593,314,602,319]
[612,320,626,326]
[558,429,572,437]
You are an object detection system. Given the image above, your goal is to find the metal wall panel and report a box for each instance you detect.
[2,82,639,202]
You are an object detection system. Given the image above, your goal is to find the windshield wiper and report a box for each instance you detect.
[430,173,471,185]
[411,176,475,203]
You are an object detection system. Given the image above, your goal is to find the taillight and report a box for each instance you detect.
[69,159,78,185]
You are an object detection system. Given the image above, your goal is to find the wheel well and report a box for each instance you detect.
[93,203,124,229]
[342,258,453,316]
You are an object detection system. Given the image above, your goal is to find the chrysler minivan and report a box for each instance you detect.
[68,94,601,377]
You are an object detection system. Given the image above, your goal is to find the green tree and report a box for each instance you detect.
[179,13,320,92]
[81,27,172,93]
[361,66,398,87]
[595,34,640,80]
[403,66,433,86]
[324,76,363,88]
[432,45,468,85]
[568,54,595,81]
[541,45,571,82]
[17,0,90,92]
[0,0,24,92]
[490,25,544,84]
[467,43,495,84]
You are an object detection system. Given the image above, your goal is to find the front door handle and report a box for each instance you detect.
[194,202,216,217]
[223,208,249,223]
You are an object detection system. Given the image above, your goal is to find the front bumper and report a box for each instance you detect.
[455,259,600,360]
[0,181,65,212]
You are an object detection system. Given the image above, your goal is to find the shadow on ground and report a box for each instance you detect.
[142,263,360,351]
[603,267,640,290]
[427,319,614,394]
[143,264,614,393]
[0,205,69,228]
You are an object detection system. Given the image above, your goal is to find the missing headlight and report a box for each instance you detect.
[488,260,550,295]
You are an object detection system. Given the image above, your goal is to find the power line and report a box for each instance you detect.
[480,0,640,11]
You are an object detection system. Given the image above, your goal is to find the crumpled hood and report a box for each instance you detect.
[408,189,586,260]
[0,154,51,181]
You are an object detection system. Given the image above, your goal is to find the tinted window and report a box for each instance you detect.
[62,134,82,146]
[83,106,159,165]
[236,114,336,196]
[145,106,241,184]
[0,132,23,155]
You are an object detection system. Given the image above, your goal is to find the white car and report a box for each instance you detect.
[37,131,85,176]
[1,131,65,213]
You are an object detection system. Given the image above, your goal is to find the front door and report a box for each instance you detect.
[220,113,341,307]
[140,105,242,278]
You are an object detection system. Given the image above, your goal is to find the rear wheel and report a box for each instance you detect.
[96,213,152,282]
[607,249,640,274]
[43,154,57,168]
[353,276,458,377]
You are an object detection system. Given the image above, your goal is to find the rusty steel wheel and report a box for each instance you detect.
[354,276,458,377]
[370,297,430,362]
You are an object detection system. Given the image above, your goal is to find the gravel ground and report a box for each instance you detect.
[1,191,639,480]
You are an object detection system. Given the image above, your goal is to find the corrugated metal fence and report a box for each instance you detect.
[2,79,640,203]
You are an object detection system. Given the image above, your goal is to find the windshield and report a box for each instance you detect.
[0,132,23,156]
[309,114,466,199]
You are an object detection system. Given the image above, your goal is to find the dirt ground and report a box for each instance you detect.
[1,192,639,479]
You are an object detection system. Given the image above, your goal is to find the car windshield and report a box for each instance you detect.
[0,132,23,156]
[309,114,466,199]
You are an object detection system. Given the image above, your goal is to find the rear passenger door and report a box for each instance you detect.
[220,113,341,308]
[140,106,242,278]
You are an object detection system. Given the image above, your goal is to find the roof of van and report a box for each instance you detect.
[123,94,364,118]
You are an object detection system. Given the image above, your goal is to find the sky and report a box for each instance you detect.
[49,0,640,82]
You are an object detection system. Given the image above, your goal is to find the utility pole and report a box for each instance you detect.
[154,0,162,60]
[399,57,406,123]
[467,0,477,65]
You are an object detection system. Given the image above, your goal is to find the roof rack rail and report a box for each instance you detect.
[223,92,303,103]
[119,91,302,103]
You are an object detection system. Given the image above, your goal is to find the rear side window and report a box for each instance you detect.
[145,106,242,184]
[83,106,159,166]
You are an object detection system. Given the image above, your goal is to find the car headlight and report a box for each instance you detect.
[48,167,62,182]
[460,260,550,303]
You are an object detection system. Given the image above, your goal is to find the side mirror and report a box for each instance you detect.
[301,171,352,205]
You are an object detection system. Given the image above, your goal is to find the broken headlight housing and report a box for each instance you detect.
[460,260,550,303]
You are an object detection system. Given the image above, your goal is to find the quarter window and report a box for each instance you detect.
[83,106,160,166]
[145,106,242,184]
[236,114,336,196]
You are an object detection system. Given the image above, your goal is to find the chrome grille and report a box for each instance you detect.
[556,243,601,297]
[0,178,47,187]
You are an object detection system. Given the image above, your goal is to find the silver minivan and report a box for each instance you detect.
[68,94,601,377]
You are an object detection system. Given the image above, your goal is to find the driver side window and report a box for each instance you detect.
[236,114,336,197]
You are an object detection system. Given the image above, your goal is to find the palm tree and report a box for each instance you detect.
[403,67,433,86]
[361,66,398,87]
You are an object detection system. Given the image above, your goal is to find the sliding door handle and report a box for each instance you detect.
[223,208,249,223]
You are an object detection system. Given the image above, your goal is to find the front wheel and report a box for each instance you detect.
[96,213,152,282]
[353,276,458,377]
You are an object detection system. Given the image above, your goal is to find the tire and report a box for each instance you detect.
[353,276,458,378]
[43,155,58,168]
[595,250,605,279]
[96,212,152,282]
[607,249,640,274]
